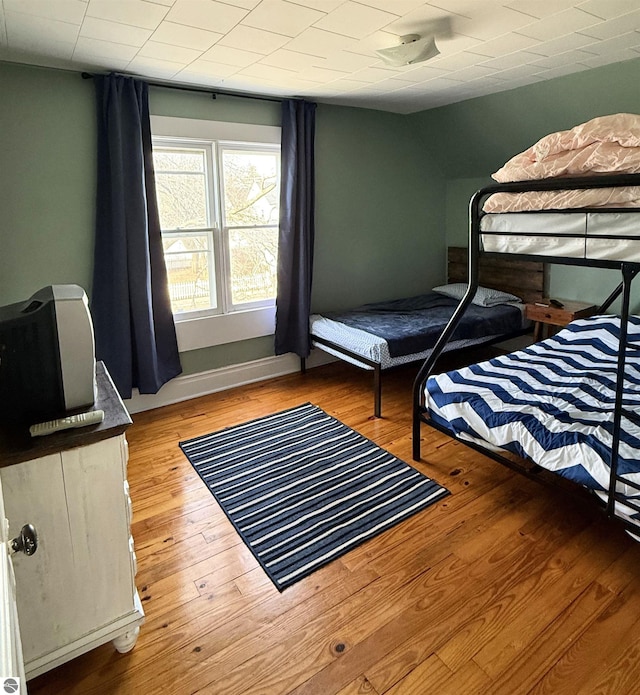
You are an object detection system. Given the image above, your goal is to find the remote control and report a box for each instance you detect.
[549,299,564,308]
[29,410,105,437]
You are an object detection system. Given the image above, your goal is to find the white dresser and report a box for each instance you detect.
[0,362,144,681]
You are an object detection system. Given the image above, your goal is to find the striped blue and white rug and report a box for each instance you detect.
[180,403,449,591]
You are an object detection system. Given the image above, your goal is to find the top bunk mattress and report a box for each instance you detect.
[481,210,640,262]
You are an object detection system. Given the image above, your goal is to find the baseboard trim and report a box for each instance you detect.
[124,350,336,414]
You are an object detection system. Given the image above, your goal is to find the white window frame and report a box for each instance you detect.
[151,116,281,352]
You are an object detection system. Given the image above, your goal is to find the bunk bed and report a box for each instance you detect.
[307,247,547,417]
[412,113,640,537]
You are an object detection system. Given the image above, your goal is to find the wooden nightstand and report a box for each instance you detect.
[525,299,597,341]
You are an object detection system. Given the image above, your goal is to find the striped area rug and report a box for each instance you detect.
[179,403,449,591]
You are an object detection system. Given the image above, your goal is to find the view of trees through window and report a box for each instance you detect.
[153,143,280,315]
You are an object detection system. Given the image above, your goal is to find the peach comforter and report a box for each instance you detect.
[484,113,640,213]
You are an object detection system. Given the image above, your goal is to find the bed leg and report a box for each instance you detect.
[374,366,381,418]
[300,357,306,375]
[413,409,421,461]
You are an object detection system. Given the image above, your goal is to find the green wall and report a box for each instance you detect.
[412,57,640,307]
[0,61,442,376]
[4,55,640,380]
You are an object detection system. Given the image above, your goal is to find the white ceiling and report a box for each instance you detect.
[1,0,640,114]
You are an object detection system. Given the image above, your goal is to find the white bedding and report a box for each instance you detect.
[481,211,640,262]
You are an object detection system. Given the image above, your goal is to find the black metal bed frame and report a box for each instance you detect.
[412,172,640,536]
[305,326,530,419]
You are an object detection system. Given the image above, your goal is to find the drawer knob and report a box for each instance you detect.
[11,524,38,556]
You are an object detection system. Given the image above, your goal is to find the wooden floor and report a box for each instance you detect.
[29,358,640,695]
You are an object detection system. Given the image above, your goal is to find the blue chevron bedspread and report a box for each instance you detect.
[425,316,640,520]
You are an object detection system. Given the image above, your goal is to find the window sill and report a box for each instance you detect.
[174,306,276,352]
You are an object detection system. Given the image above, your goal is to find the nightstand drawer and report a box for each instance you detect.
[525,300,596,327]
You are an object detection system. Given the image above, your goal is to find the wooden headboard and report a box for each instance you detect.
[448,246,549,304]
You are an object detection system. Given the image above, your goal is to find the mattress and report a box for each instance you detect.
[310,301,526,370]
[425,315,640,526]
[481,211,640,262]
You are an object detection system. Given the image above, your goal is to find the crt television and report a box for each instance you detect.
[0,285,97,427]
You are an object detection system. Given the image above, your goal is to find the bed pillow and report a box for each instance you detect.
[432,283,522,307]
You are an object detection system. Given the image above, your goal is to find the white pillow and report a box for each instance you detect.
[432,283,522,307]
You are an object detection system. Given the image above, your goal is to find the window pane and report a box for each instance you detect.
[222,150,280,226]
[229,227,278,305]
[154,148,208,229]
[162,233,217,313]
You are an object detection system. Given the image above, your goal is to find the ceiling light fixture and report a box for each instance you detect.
[375,34,440,67]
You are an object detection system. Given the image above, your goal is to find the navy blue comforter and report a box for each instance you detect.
[323,292,522,358]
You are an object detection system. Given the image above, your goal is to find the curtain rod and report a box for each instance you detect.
[81,71,283,104]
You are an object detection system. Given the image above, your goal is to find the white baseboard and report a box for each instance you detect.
[124,350,336,414]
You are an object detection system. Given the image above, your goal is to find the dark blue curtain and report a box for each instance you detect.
[91,74,181,398]
[275,99,316,358]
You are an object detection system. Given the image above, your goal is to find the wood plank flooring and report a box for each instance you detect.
[27,358,640,694]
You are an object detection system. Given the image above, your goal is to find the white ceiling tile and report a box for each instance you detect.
[480,50,546,70]
[151,22,221,51]
[178,58,240,79]
[579,31,640,55]
[313,2,399,39]
[384,4,461,36]
[524,31,597,56]
[517,8,601,40]
[529,48,597,69]
[138,40,202,63]
[8,34,76,59]
[504,0,579,19]
[297,65,349,82]
[451,8,534,42]
[356,0,427,13]
[166,0,248,34]
[390,64,449,82]
[6,11,80,44]
[127,55,184,77]
[240,62,299,80]
[3,0,86,25]
[283,27,356,56]
[430,50,482,71]
[3,0,640,114]
[435,32,481,54]
[318,50,375,71]
[535,62,591,79]
[578,10,640,39]
[326,77,370,90]
[288,0,346,11]
[580,47,640,67]
[201,44,263,67]
[74,36,140,61]
[577,0,640,20]
[260,48,320,70]
[218,25,290,54]
[494,63,547,80]
[86,0,168,30]
[80,16,153,46]
[241,0,324,37]
[446,64,497,82]
[221,0,262,9]
[350,66,402,83]
[465,31,540,58]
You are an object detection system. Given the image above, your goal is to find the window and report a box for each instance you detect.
[152,130,281,321]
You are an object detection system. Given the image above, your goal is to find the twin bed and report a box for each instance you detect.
[309,247,547,416]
